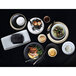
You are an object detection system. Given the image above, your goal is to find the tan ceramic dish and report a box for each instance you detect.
[38,34,47,43]
[47,21,69,44]
[48,48,57,57]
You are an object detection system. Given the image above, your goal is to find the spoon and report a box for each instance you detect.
[25,56,38,63]
[33,52,46,65]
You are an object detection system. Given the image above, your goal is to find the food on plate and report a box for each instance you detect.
[48,48,57,57]
[38,34,47,43]
[10,13,27,30]
[32,20,42,26]
[24,42,44,64]
[11,34,24,44]
[27,45,43,59]
[38,21,42,26]
[32,20,38,26]
[27,17,44,34]
[28,47,38,59]
[43,16,51,23]
[62,41,75,55]
[52,26,65,39]
[31,19,42,30]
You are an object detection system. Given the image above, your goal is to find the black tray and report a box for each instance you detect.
[0,9,76,67]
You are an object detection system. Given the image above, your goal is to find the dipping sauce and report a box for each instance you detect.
[48,48,57,57]
[38,34,47,43]
[43,16,51,23]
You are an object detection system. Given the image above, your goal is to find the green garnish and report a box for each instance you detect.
[53,26,64,38]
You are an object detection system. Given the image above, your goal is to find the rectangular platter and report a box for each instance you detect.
[0,9,76,67]
[1,30,31,50]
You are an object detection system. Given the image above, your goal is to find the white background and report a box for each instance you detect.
[0,0,76,76]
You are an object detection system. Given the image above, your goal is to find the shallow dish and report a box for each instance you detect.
[27,17,44,34]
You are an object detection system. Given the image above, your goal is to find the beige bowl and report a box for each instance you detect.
[48,48,57,57]
[47,21,69,44]
[38,34,47,43]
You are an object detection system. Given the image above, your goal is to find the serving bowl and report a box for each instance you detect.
[24,42,44,64]
[47,21,69,44]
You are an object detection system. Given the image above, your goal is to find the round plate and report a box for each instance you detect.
[10,13,27,30]
[27,17,44,34]
[47,21,69,44]
[62,41,75,55]
[24,42,44,60]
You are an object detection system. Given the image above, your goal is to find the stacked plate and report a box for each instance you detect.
[47,21,69,44]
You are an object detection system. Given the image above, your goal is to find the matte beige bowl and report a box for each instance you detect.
[38,34,47,43]
[48,48,57,57]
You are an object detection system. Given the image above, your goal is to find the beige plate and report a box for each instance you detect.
[47,21,69,44]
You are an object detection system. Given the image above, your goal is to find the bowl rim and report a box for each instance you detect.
[62,41,75,55]
[10,13,27,30]
[47,21,69,44]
